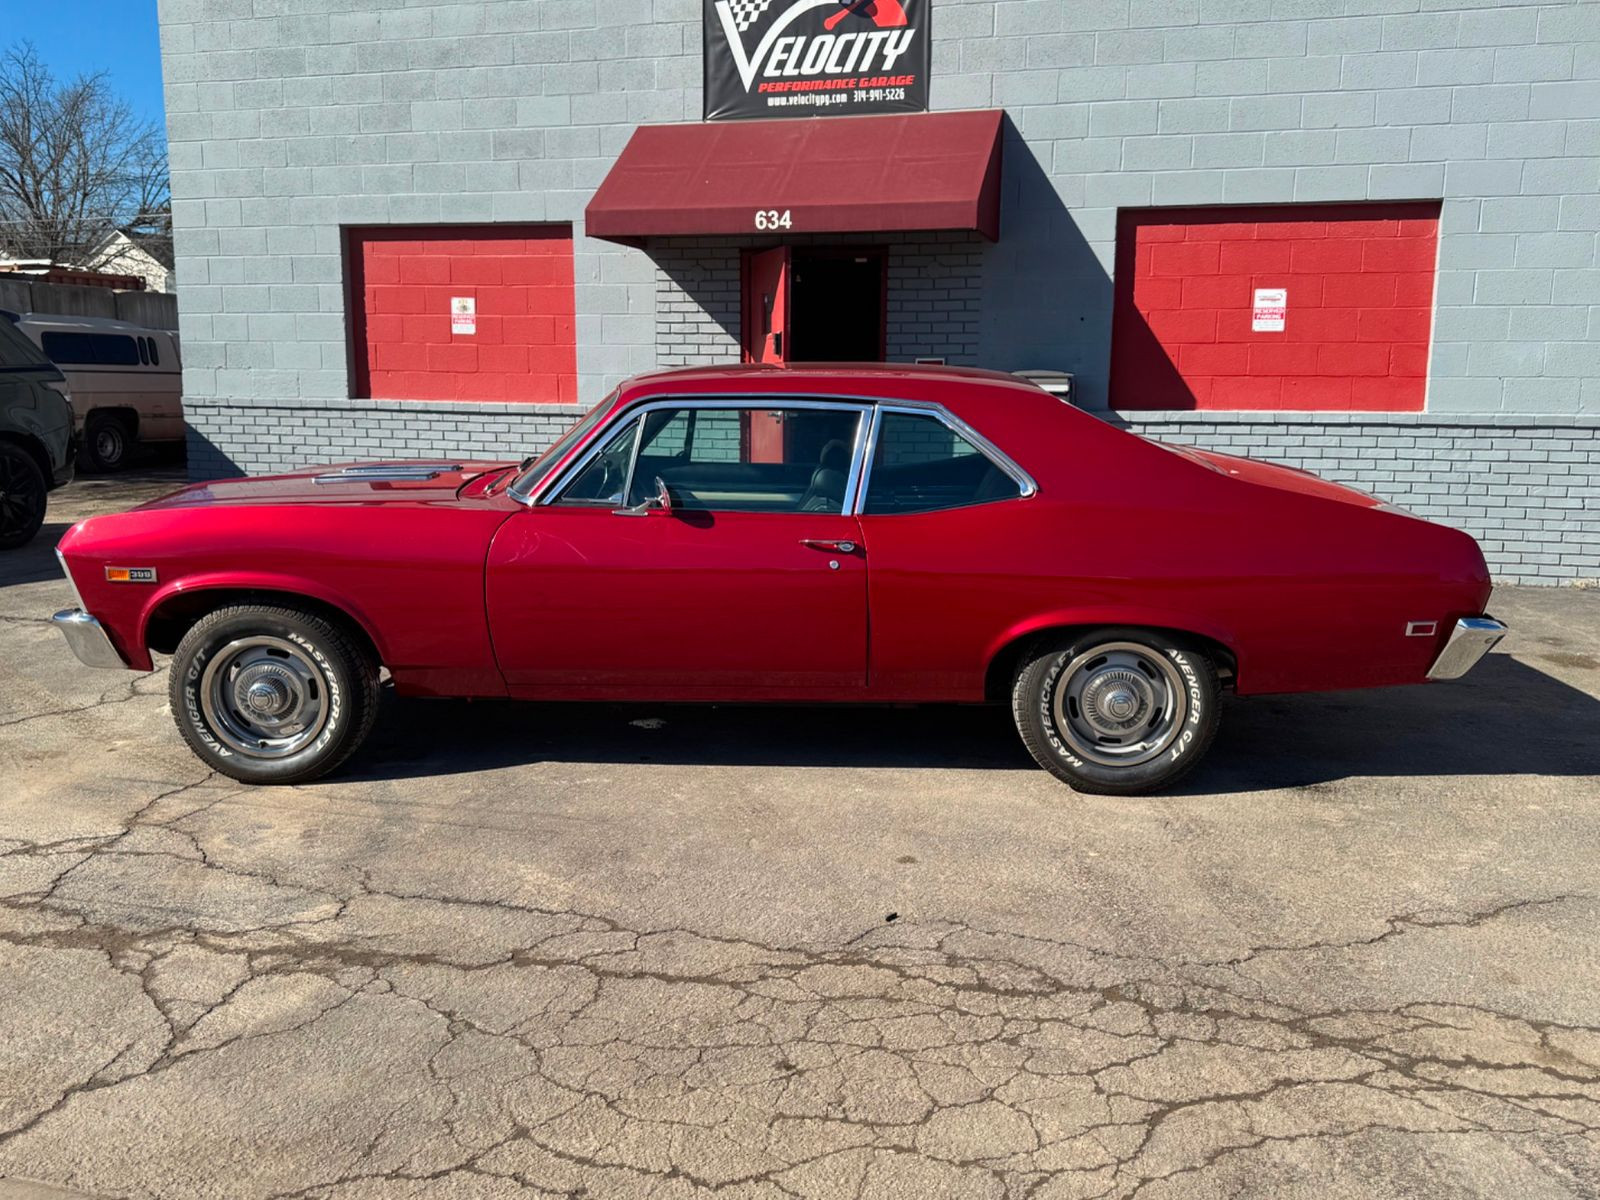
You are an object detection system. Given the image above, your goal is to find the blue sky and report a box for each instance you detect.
[6,1,165,129]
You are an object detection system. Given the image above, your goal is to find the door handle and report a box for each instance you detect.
[800,538,858,554]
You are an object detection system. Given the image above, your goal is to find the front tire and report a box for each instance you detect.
[0,441,48,549]
[169,605,380,784]
[1012,629,1220,795]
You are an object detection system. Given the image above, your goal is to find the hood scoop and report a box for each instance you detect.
[314,462,463,485]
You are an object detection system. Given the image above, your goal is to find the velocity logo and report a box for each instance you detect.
[703,0,929,119]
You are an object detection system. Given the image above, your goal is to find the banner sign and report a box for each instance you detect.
[704,0,930,121]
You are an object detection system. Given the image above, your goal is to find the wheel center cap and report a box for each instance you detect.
[1103,688,1138,720]
[243,676,292,717]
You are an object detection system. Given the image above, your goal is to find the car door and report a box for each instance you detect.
[852,405,1035,701]
[485,398,870,698]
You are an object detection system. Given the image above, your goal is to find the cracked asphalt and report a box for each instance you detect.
[3,469,1600,1199]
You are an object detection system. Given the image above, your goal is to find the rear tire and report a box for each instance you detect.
[0,441,48,549]
[169,604,380,785]
[1012,628,1220,795]
[80,413,134,473]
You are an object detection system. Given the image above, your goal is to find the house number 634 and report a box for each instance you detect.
[754,209,793,231]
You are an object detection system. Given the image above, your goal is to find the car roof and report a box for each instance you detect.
[615,362,1051,404]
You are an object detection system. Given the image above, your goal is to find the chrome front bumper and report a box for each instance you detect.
[1426,616,1508,681]
[51,609,129,669]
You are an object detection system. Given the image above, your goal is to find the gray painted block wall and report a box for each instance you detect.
[158,0,1600,582]
[158,0,1600,413]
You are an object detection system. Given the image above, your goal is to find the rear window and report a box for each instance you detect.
[40,331,142,366]
[862,411,1023,515]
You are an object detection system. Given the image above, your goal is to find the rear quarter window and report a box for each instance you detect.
[863,411,1023,515]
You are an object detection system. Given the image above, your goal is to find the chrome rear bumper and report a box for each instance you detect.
[1426,616,1507,681]
[51,609,129,669]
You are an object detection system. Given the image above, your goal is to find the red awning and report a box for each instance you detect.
[585,110,1004,245]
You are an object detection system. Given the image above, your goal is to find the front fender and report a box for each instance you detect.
[134,572,393,672]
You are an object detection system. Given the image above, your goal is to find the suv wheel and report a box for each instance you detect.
[80,414,133,473]
[0,441,47,549]
[1012,629,1220,795]
[169,604,382,785]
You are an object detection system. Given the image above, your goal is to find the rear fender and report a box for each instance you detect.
[985,606,1243,687]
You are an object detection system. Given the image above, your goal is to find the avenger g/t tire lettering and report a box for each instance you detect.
[168,604,380,785]
[1011,628,1220,795]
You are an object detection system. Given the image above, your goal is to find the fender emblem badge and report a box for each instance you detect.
[106,567,158,584]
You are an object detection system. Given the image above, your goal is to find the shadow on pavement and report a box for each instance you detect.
[349,650,1599,790]
[0,522,71,589]
[0,465,189,591]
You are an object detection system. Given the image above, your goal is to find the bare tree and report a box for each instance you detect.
[0,42,168,267]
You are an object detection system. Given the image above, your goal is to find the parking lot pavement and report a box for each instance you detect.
[1,475,1598,1200]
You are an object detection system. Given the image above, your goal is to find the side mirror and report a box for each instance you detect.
[614,476,674,517]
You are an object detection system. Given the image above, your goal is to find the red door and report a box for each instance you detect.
[742,247,790,365]
[484,506,867,698]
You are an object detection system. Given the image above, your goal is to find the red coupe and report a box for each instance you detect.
[52,364,1505,793]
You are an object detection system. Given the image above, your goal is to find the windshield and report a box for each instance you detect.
[508,392,616,501]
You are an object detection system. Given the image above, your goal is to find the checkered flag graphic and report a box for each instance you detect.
[724,0,777,32]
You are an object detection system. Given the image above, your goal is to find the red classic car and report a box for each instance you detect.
[51,364,1505,793]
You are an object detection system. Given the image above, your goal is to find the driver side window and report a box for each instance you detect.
[625,404,863,513]
[554,419,639,506]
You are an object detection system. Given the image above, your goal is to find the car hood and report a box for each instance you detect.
[1156,443,1385,509]
[136,460,520,510]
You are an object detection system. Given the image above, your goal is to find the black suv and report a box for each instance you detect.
[0,318,74,548]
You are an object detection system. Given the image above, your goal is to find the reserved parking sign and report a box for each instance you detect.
[1252,288,1287,332]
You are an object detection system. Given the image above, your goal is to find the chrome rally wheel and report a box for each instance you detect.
[200,635,331,759]
[170,604,381,785]
[1012,629,1220,795]
[1051,642,1188,768]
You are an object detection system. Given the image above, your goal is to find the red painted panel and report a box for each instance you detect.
[347,225,578,404]
[1110,202,1440,412]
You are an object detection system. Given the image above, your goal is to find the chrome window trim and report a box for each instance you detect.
[851,400,1039,516]
[507,394,615,503]
[531,395,874,516]
[618,414,646,509]
[521,391,1037,515]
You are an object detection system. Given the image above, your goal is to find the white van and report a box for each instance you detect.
[9,313,183,471]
